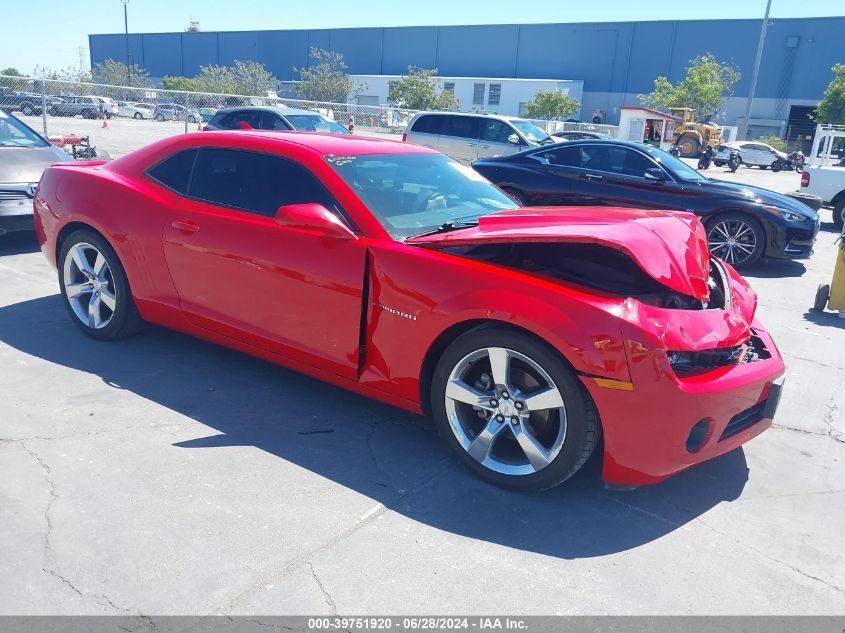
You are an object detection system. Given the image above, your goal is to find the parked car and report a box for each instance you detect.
[0,109,72,235]
[403,112,554,163]
[0,87,63,116]
[94,97,120,118]
[34,131,786,491]
[50,95,110,119]
[198,107,218,122]
[204,106,349,133]
[714,141,786,169]
[153,103,201,123]
[117,101,154,119]
[472,139,819,267]
[552,130,615,141]
[800,163,845,230]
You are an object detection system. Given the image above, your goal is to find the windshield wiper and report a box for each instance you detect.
[407,220,478,239]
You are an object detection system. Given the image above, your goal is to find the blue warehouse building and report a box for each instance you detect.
[90,16,845,139]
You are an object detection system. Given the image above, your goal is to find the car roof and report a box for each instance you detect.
[215,106,326,117]
[413,111,529,123]
[200,130,437,156]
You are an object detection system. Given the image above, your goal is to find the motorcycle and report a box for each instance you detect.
[697,145,715,170]
[668,145,681,157]
[727,148,741,173]
[771,150,806,173]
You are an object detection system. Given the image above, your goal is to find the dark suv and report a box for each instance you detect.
[472,139,819,268]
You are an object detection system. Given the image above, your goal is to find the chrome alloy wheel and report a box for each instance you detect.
[444,346,567,476]
[708,219,757,266]
[62,242,117,329]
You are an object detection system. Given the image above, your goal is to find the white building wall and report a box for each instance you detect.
[350,75,584,119]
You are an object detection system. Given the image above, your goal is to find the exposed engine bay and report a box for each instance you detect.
[442,242,729,310]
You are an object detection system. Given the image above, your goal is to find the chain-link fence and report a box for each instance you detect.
[2,73,618,158]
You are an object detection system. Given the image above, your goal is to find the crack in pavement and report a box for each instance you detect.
[4,421,195,443]
[771,422,845,445]
[17,439,142,615]
[307,560,338,615]
[822,395,843,444]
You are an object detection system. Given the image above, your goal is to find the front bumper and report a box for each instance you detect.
[0,197,35,235]
[765,218,819,260]
[583,321,785,486]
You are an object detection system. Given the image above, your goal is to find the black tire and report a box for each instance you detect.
[833,200,845,231]
[706,213,766,268]
[796,164,804,173]
[678,136,700,158]
[82,109,95,119]
[58,229,144,341]
[814,284,830,312]
[729,157,741,173]
[771,161,781,173]
[155,114,165,122]
[20,102,34,116]
[133,112,142,119]
[430,326,600,492]
[502,187,529,206]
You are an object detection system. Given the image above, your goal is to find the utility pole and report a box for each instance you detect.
[122,0,131,86]
[738,0,772,141]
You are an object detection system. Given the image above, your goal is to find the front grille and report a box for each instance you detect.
[720,402,765,440]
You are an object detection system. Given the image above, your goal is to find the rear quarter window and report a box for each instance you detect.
[146,149,198,194]
[410,115,443,135]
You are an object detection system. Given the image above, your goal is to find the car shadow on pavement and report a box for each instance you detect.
[740,258,806,279]
[0,233,40,256]
[0,294,750,560]
[803,309,845,329]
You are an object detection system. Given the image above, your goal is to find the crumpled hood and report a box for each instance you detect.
[406,207,711,300]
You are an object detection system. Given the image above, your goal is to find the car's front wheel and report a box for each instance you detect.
[58,230,143,340]
[706,213,765,268]
[431,327,599,492]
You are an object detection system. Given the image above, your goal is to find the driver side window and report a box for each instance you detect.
[480,120,513,144]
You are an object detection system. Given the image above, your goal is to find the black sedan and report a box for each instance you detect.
[472,139,819,267]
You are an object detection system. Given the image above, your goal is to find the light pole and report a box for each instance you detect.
[121,0,131,86]
[738,0,772,140]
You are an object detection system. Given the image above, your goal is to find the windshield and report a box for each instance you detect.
[509,120,552,144]
[0,111,48,148]
[641,144,706,182]
[326,152,518,239]
[284,114,349,134]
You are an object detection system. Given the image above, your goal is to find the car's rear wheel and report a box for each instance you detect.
[21,103,34,116]
[431,327,599,492]
[706,213,765,268]
[133,112,142,119]
[58,230,143,340]
[155,114,164,122]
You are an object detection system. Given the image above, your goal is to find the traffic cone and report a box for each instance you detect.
[101,114,108,129]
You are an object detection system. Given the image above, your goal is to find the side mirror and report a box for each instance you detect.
[507,133,521,145]
[644,168,666,183]
[274,203,357,240]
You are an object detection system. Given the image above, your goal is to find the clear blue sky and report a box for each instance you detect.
[1,0,843,75]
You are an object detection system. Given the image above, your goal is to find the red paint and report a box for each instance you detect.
[34,131,785,486]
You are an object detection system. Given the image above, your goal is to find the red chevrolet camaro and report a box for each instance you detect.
[34,131,786,491]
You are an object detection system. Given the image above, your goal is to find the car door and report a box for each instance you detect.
[477,119,521,158]
[437,115,482,164]
[738,143,761,166]
[518,144,594,206]
[161,147,367,379]
[406,114,443,150]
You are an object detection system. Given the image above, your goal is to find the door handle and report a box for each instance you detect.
[583,173,606,181]
[479,144,490,149]
[172,219,200,233]
[467,142,477,147]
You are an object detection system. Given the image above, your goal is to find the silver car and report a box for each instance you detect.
[0,110,72,235]
[403,112,554,163]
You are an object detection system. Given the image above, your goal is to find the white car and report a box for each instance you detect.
[92,96,120,118]
[800,161,845,230]
[117,101,153,119]
[714,141,786,169]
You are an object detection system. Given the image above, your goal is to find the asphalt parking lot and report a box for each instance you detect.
[1,155,844,617]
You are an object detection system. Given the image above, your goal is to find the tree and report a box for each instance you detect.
[758,135,786,151]
[294,48,359,103]
[92,59,152,87]
[387,66,459,111]
[0,67,25,89]
[161,75,202,92]
[1,67,22,77]
[193,64,238,94]
[815,63,845,125]
[521,90,580,120]
[232,60,278,96]
[639,54,741,120]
